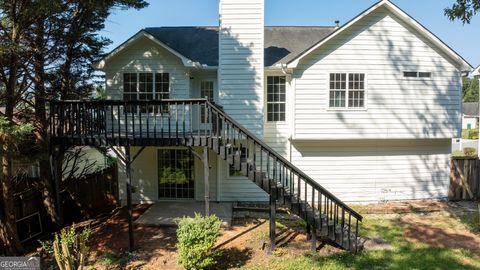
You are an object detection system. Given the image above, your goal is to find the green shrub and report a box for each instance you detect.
[464,147,478,156]
[451,150,466,157]
[462,129,479,139]
[176,213,221,270]
[40,225,91,270]
[451,148,478,157]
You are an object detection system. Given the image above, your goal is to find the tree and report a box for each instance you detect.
[463,77,479,102]
[0,117,34,255]
[29,0,148,226]
[445,0,480,24]
[0,0,148,254]
[0,0,44,255]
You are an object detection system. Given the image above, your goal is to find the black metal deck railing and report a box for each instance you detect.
[49,99,363,252]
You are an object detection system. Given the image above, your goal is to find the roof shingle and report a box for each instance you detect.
[143,26,336,67]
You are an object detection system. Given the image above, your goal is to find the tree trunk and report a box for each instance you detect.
[0,21,23,253]
[0,145,23,255]
[32,17,62,227]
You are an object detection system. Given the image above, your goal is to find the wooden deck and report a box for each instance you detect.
[49,99,363,253]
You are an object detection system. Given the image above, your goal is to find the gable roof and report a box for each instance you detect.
[95,26,336,69]
[473,65,480,77]
[96,0,471,71]
[463,102,479,116]
[286,0,473,71]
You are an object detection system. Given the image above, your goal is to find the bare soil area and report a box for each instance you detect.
[38,200,480,269]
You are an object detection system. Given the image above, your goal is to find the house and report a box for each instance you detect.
[48,0,475,252]
[473,65,480,78]
[86,0,473,205]
[462,102,479,130]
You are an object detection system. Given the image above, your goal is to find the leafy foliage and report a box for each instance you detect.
[176,214,221,270]
[445,0,480,24]
[0,116,34,155]
[463,77,479,102]
[462,128,479,139]
[40,225,91,270]
[451,147,477,157]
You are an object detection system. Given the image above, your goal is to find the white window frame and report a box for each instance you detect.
[403,71,432,80]
[123,72,170,101]
[200,80,214,101]
[327,72,368,110]
[266,75,287,122]
[200,80,215,123]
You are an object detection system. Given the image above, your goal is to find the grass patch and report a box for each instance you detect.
[238,215,480,270]
[455,211,480,234]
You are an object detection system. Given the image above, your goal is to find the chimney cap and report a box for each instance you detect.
[334,20,340,27]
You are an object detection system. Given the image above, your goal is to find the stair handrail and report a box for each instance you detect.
[49,99,362,221]
[206,100,363,221]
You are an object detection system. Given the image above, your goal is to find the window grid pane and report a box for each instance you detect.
[266,76,286,122]
[329,73,347,108]
[330,73,365,108]
[123,72,170,113]
[158,149,194,199]
[200,81,214,123]
[347,73,365,108]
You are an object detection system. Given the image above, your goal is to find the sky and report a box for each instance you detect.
[102,0,480,68]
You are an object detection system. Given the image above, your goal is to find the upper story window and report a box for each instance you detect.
[266,76,286,122]
[123,72,169,113]
[200,81,214,101]
[123,72,170,101]
[200,81,214,123]
[403,71,431,78]
[329,73,365,108]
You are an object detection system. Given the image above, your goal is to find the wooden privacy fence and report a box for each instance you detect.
[64,163,119,220]
[450,157,480,200]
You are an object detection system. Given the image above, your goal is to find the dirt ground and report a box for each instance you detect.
[39,200,480,269]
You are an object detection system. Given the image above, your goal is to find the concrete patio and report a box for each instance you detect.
[135,201,233,227]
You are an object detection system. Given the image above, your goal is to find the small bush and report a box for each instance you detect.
[464,147,478,156]
[451,150,465,157]
[40,225,91,270]
[462,129,479,140]
[452,148,478,157]
[176,213,221,270]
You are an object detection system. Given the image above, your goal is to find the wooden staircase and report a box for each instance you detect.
[49,99,363,252]
[202,101,363,252]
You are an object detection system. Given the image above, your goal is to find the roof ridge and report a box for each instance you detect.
[144,26,336,30]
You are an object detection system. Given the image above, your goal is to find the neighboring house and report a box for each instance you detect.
[473,65,480,77]
[462,102,479,130]
[90,0,472,204]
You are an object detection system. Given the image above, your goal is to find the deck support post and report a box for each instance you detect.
[189,146,210,216]
[311,222,317,251]
[49,145,64,227]
[203,146,210,216]
[269,192,276,254]
[306,223,311,240]
[125,146,134,252]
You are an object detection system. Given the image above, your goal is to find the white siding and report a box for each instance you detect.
[104,35,189,100]
[117,147,160,204]
[219,0,265,138]
[217,157,268,202]
[117,147,218,204]
[294,6,462,140]
[291,139,451,202]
